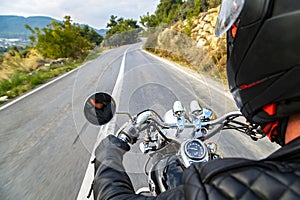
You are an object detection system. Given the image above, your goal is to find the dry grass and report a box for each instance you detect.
[0,49,80,104]
[0,47,105,104]
[143,28,228,84]
[0,49,47,81]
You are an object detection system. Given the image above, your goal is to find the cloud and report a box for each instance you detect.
[0,0,159,28]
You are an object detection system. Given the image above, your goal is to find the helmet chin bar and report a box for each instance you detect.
[239,66,300,124]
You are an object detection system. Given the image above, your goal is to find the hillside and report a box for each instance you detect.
[0,15,107,39]
[144,6,227,83]
[0,16,56,38]
[171,6,226,74]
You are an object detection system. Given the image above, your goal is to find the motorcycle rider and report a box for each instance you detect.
[93,0,300,199]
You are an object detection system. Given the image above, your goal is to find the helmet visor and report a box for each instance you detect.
[215,0,245,37]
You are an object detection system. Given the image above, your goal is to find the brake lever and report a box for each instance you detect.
[245,124,265,141]
[223,119,266,141]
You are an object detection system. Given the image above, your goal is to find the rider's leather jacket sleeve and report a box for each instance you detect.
[93,135,184,200]
[94,135,300,200]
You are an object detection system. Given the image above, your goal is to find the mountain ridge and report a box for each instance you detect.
[0,15,107,38]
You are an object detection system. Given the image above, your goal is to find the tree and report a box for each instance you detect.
[86,29,103,46]
[154,0,184,24]
[105,16,140,37]
[106,15,118,28]
[104,16,141,47]
[140,12,158,28]
[140,0,221,28]
[25,16,102,59]
[80,25,104,45]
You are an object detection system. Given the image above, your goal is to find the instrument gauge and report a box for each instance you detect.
[184,139,205,160]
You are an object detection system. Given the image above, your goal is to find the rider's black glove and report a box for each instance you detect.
[93,135,140,200]
[94,135,130,171]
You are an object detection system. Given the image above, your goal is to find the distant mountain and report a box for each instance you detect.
[95,29,108,36]
[0,15,107,39]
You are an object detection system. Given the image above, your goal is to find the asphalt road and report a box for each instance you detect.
[0,40,279,200]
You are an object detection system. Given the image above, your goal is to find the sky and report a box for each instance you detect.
[0,0,160,29]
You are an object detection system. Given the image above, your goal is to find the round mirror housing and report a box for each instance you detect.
[83,92,116,126]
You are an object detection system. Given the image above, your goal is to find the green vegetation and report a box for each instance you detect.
[103,15,141,47]
[0,16,106,104]
[0,46,104,104]
[0,60,79,101]
[140,0,221,29]
[155,0,183,25]
[80,25,103,46]
[0,13,140,104]
[0,0,224,104]
[25,16,103,59]
[106,15,140,37]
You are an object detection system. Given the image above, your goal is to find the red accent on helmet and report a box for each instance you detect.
[263,103,277,116]
[239,80,264,90]
[263,120,279,141]
[231,24,238,38]
[262,103,279,142]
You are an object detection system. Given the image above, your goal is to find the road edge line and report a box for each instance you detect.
[141,48,233,100]
[76,48,129,200]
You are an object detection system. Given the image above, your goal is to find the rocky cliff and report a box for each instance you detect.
[144,6,227,82]
[172,6,226,69]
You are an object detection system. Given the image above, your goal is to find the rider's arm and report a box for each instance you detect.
[93,135,184,200]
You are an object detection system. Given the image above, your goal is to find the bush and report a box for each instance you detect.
[29,72,47,86]
[10,72,25,86]
[0,80,12,96]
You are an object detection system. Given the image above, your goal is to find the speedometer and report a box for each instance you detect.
[184,140,205,160]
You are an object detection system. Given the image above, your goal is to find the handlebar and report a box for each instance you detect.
[201,111,242,140]
[118,109,264,144]
[135,110,195,129]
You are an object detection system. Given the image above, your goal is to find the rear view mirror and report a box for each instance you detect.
[83,92,116,126]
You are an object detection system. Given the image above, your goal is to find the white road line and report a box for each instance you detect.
[141,49,234,100]
[76,48,129,200]
[77,47,231,199]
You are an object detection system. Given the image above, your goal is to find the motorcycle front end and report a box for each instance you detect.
[83,92,265,197]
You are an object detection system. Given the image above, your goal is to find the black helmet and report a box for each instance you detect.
[93,93,111,106]
[215,0,300,145]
